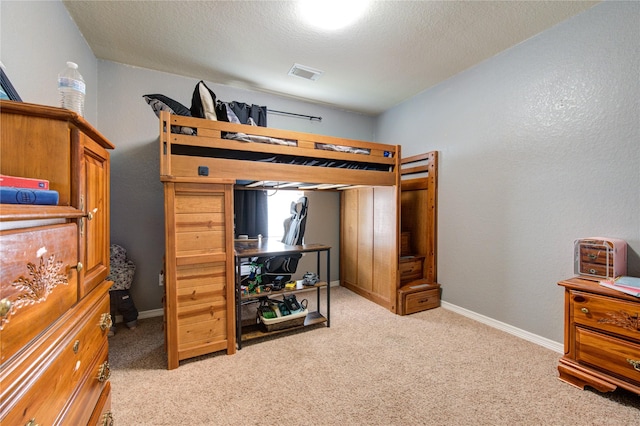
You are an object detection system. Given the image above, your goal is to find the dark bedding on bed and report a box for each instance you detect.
[171,144,391,171]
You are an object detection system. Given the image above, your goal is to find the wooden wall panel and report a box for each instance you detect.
[340,186,398,311]
[357,188,374,293]
[341,190,359,286]
[373,186,397,309]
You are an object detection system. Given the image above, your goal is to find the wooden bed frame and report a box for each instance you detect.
[159,111,437,368]
[159,111,400,189]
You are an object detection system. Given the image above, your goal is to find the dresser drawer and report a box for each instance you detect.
[576,327,640,386]
[0,285,111,425]
[399,256,423,283]
[570,290,640,342]
[88,381,113,426]
[176,261,229,351]
[59,340,110,425]
[0,223,79,364]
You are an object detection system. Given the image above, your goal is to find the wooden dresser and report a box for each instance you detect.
[557,277,640,395]
[0,101,115,424]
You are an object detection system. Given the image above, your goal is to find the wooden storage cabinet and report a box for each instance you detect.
[0,101,114,424]
[340,186,398,312]
[558,277,640,395]
[162,181,236,369]
[574,238,627,280]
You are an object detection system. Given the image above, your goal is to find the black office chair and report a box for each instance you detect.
[260,196,308,283]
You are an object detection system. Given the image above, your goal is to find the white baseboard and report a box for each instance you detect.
[137,308,164,320]
[114,308,163,324]
[440,301,564,354]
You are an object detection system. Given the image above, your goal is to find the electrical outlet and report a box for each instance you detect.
[159,272,164,286]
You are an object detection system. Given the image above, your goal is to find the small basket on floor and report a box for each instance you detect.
[258,308,308,332]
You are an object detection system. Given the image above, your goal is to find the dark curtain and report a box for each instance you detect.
[228,102,267,127]
[226,101,269,237]
[234,189,268,238]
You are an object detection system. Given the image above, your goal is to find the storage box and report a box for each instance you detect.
[258,308,308,332]
[574,237,627,280]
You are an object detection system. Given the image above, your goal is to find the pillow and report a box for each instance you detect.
[143,94,194,135]
[190,81,218,120]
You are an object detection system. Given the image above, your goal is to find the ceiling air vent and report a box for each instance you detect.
[288,63,324,81]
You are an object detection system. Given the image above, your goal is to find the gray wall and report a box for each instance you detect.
[376,1,640,343]
[0,1,99,124]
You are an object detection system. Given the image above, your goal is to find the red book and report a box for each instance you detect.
[0,174,49,190]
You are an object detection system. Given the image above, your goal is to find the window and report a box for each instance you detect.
[267,190,304,240]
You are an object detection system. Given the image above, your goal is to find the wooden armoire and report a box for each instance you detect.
[0,101,114,424]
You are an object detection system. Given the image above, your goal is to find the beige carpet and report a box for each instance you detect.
[108,286,638,425]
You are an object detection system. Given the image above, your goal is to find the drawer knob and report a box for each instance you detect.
[87,207,98,221]
[580,307,589,314]
[25,419,39,426]
[627,359,640,372]
[102,412,114,426]
[0,298,12,317]
[100,313,113,331]
[72,262,83,272]
[98,361,111,382]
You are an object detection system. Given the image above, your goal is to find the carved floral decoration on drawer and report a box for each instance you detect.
[0,255,69,330]
[599,311,640,333]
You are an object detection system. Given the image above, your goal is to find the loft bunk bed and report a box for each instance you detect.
[158,111,437,369]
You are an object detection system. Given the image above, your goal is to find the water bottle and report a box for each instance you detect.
[58,61,85,116]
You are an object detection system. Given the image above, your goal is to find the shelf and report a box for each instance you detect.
[241,311,327,342]
[240,280,327,301]
[235,241,331,349]
[0,204,83,221]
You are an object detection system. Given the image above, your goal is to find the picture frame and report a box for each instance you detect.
[0,64,22,102]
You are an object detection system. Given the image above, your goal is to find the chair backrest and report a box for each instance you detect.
[281,196,308,245]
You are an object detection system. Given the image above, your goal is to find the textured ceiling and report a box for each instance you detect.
[63,1,599,115]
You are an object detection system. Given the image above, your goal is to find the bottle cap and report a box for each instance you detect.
[66,62,78,69]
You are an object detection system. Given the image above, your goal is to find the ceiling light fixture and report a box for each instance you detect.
[298,0,369,31]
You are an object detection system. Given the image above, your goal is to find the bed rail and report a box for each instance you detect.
[400,151,437,191]
[159,111,399,189]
